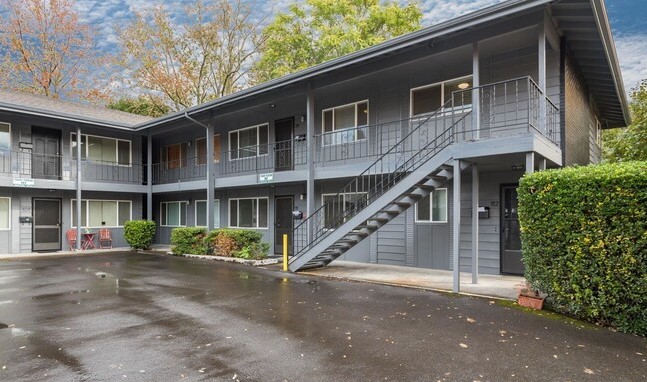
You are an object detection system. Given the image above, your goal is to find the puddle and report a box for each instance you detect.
[276,278,317,285]
[32,290,90,300]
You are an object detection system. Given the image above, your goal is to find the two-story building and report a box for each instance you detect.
[0,0,629,289]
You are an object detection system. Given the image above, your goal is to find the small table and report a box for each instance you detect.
[82,232,96,250]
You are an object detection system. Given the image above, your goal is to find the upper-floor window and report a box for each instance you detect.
[322,192,368,229]
[71,199,132,227]
[162,142,187,169]
[71,133,131,166]
[229,124,268,160]
[161,201,187,227]
[415,189,448,223]
[0,197,10,230]
[195,199,220,227]
[0,122,10,151]
[322,100,368,145]
[196,135,221,164]
[411,76,473,117]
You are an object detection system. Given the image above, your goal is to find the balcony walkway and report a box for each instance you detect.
[295,260,524,300]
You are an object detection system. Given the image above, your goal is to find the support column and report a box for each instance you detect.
[526,152,535,174]
[75,126,82,250]
[206,121,216,230]
[306,83,316,242]
[452,160,461,293]
[472,42,480,140]
[538,21,547,132]
[146,134,153,220]
[471,165,479,284]
[538,157,546,171]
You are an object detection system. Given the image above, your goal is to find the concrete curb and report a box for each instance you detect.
[0,248,133,261]
[177,253,279,266]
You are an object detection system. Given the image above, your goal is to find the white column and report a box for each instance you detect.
[472,42,480,140]
[471,165,479,284]
[538,157,546,171]
[526,152,535,174]
[146,134,153,220]
[306,83,316,242]
[75,126,82,250]
[538,22,547,133]
[206,121,216,230]
[452,160,461,293]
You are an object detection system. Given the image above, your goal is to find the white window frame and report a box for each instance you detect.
[321,100,369,146]
[71,199,132,228]
[410,75,473,118]
[160,201,188,227]
[228,123,269,161]
[0,197,11,230]
[194,199,220,228]
[0,122,11,152]
[228,197,268,229]
[414,188,448,223]
[321,192,369,229]
[70,132,132,167]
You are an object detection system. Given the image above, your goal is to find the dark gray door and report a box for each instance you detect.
[274,196,293,254]
[32,128,61,179]
[501,185,524,275]
[33,198,61,251]
[274,118,293,171]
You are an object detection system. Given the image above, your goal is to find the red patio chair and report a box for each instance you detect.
[98,228,112,249]
[66,229,78,251]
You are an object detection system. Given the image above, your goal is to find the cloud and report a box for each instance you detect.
[417,0,505,25]
[614,33,647,94]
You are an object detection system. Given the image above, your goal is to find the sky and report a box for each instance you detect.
[71,0,647,95]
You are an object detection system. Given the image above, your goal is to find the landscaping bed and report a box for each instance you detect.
[175,253,278,266]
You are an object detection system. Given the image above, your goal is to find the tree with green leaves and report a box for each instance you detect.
[108,96,171,118]
[252,0,422,83]
[603,79,647,162]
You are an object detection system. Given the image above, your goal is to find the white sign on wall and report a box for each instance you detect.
[258,173,274,183]
[12,178,35,187]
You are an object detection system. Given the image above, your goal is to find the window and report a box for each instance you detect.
[162,143,188,169]
[322,192,368,229]
[229,124,269,160]
[161,201,187,227]
[411,76,473,117]
[195,200,220,227]
[71,199,131,227]
[196,135,221,164]
[0,122,10,151]
[71,133,131,165]
[322,101,368,145]
[415,189,448,223]
[229,197,268,228]
[0,197,10,229]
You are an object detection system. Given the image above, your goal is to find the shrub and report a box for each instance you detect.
[205,229,268,259]
[171,227,208,255]
[124,220,156,250]
[518,161,647,335]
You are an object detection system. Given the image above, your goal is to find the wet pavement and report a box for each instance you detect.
[0,252,645,382]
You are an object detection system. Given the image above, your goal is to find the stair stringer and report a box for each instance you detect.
[289,147,456,272]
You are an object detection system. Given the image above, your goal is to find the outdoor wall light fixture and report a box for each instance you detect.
[300,115,306,123]
[511,164,524,171]
[300,193,306,200]
[457,82,470,90]
[269,103,276,109]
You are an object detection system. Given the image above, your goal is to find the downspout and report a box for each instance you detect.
[75,125,82,250]
[183,112,215,231]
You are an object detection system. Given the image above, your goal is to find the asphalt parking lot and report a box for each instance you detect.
[0,252,645,381]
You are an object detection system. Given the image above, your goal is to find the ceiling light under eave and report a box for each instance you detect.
[457,82,470,90]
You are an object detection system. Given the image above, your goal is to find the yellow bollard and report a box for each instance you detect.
[282,234,288,272]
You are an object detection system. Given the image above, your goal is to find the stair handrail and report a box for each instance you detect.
[291,98,469,262]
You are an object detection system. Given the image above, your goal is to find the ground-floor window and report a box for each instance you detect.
[0,197,10,229]
[72,199,132,227]
[229,197,268,228]
[195,200,220,227]
[161,201,188,227]
[322,192,368,229]
[415,188,448,223]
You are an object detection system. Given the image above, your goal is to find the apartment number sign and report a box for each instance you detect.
[258,173,274,183]
[12,178,35,187]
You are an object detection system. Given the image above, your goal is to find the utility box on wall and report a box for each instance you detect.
[477,206,490,219]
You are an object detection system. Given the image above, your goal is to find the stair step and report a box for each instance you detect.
[439,164,453,171]
[337,238,359,243]
[355,224,378,230]
[378,209,399,215]
[414,183,435,190]
[426,175,448,181]
[405,193,424,199]
[346,231,370,237]
[390,201,411,207]
[367,217,389,223]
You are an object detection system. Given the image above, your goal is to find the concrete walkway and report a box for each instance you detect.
[0,247,132,260]
[298,260,525,300]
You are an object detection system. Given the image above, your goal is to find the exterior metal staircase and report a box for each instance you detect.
[289,99,472,271]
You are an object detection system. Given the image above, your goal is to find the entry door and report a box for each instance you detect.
[33,198,61,251]
[32,128,61,179]
[500,185,524,275]
[274,118,293,171]
[274,196,294,254]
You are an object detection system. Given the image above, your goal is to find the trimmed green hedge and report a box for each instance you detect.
[124,220,156,250]
[172,228,268,260]
[518,161,647,335]
[171,227,208,255]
